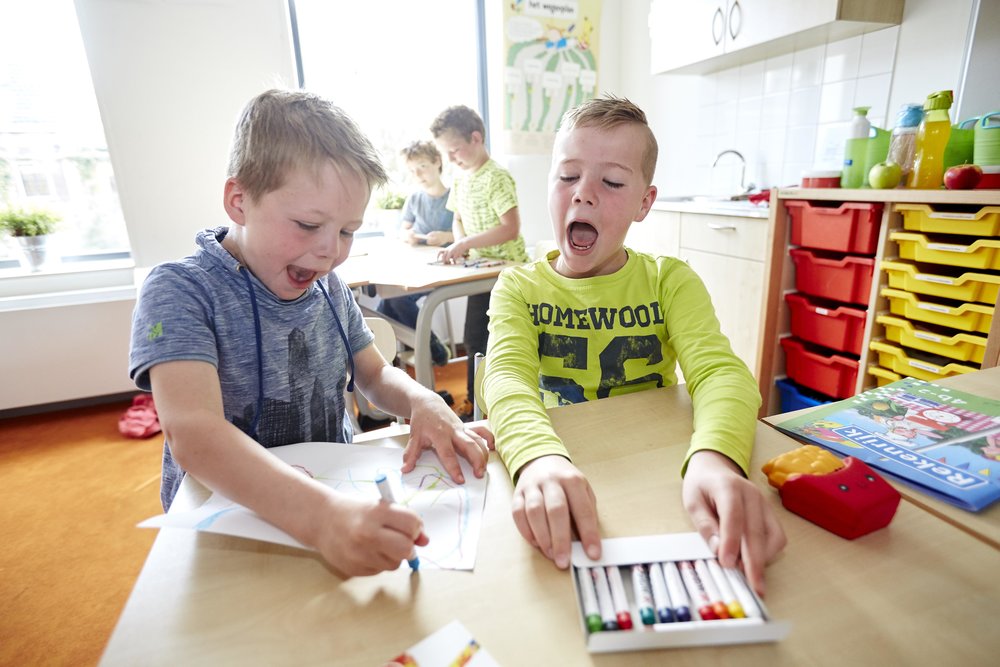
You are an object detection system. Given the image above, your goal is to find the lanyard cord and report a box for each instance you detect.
[235,267,357,442]
[237,264,265,440]
[317,279,356,392]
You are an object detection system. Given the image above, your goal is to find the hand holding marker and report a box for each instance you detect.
[374,473,420,571]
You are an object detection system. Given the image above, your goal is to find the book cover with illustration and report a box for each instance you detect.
[774,376,1000,512]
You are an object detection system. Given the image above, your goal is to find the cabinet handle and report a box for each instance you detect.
[729,0,742,40]
[708,223,738,230]
[712,7,724,45]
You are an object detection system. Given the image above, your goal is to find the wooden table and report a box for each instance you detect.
[338,236,516,389]
[101,381,1000,665]
[764,365,1000,551]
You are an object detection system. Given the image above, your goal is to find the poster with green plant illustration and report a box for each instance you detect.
[503,0,601,154]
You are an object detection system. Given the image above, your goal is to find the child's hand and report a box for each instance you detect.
[399,227,418,245]
[402,394,491,483]
[312,492,429,577]
[424,230,451,247]
[437,239,469,264]
[511,455,601,569]
[682,450,786,597]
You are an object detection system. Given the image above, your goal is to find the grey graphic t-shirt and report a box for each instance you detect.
[129,227,374,510]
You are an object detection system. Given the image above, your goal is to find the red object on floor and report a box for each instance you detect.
[119,394,161,438]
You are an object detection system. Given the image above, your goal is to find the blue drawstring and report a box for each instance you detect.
[237,266,355,441]
[316,279,355,392]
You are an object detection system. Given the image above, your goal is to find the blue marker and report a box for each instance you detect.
[630,565,657,626]
[647,561,675,623]
[662,561,692,622]
[374,473,420,571]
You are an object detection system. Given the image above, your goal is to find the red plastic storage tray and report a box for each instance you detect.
[784,293,867,355]
[780,337,859,399]
[789,248,875,304]
[786,200,883,254]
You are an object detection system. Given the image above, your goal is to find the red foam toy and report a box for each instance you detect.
[779,456,900,539]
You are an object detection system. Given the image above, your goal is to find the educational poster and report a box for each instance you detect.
[503,0,602,154]
[140,441,489,570]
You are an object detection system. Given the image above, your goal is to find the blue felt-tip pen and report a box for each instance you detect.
[374,473,420,571]
[647,561,675,623]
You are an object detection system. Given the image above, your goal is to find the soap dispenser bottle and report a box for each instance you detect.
[841,106,871,188]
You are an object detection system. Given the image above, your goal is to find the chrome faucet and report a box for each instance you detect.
[712,149,755,196]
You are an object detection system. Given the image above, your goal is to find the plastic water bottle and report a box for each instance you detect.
[887,103,923,185]
[841,106,871,188]
[908,91,953,189]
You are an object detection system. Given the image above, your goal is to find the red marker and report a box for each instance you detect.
[679,561,719,620]
[605,566,634,630]
[694,559,731,619]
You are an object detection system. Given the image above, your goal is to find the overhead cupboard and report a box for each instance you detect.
[648,0,904,74]
[756,188,1000,417]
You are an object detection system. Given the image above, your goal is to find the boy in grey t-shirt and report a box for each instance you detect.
[129,90,491,578]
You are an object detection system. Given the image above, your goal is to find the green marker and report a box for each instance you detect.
[577,566,604,633]
[631,564,657,626]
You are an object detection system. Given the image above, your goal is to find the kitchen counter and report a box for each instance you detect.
[652,196,771,219]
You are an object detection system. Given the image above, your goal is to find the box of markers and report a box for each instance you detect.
[570,533,790,653]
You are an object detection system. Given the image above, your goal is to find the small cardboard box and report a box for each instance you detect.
[570,533,790,653]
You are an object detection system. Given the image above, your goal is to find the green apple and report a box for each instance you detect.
[868,161,902,189]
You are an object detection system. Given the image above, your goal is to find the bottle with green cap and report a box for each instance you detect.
[907,90,953,188]
[841,106,872,188]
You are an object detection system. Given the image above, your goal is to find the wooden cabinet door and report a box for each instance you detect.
[683,248,765,375]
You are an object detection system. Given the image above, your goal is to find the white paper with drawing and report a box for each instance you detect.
[139,441,488,570]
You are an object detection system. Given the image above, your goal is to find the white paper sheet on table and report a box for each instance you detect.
[390,620,500,667]
[139,441,488,570]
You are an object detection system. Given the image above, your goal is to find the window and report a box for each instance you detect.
[291,0,484,231]
[0,1,129,272]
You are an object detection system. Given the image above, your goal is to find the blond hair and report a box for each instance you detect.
[227,89,387,200]
[400,140,443,173]
[558,95,658,185]
[430,105,486,142]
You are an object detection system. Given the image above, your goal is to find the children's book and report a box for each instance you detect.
[773,376,1000,512]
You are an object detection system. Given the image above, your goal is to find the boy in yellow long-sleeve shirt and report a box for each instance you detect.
[481,95,785,596]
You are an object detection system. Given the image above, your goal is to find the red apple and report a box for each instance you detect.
[944,164,983,190]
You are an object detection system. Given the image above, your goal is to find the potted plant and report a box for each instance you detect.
[371,188,405,232]
[0,207,60,272]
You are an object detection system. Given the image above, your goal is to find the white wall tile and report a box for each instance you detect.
[788,87,821,125]
[819,80,857,123]
[784,124,817,164]
[764,53,793,94]
[717,67,740,103]
[697,102,717,137]
[859,27,899,77]
[791,45,825,89]
[823,35,862,83]
[761,91,790,130]
[814,121,852,169]
[854,73,893,126]
[739,61,765,99]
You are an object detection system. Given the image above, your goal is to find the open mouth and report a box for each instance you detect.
[287,265,318,288]
[568,221,598,251]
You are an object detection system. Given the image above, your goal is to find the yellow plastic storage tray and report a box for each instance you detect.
[869,340,978,382]
[890,231,1000,270]
[880,288,994,333]
[876,314,987,364]
[868,364,902,387]
[881,260,1000,304]
[895,203,1000,236]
